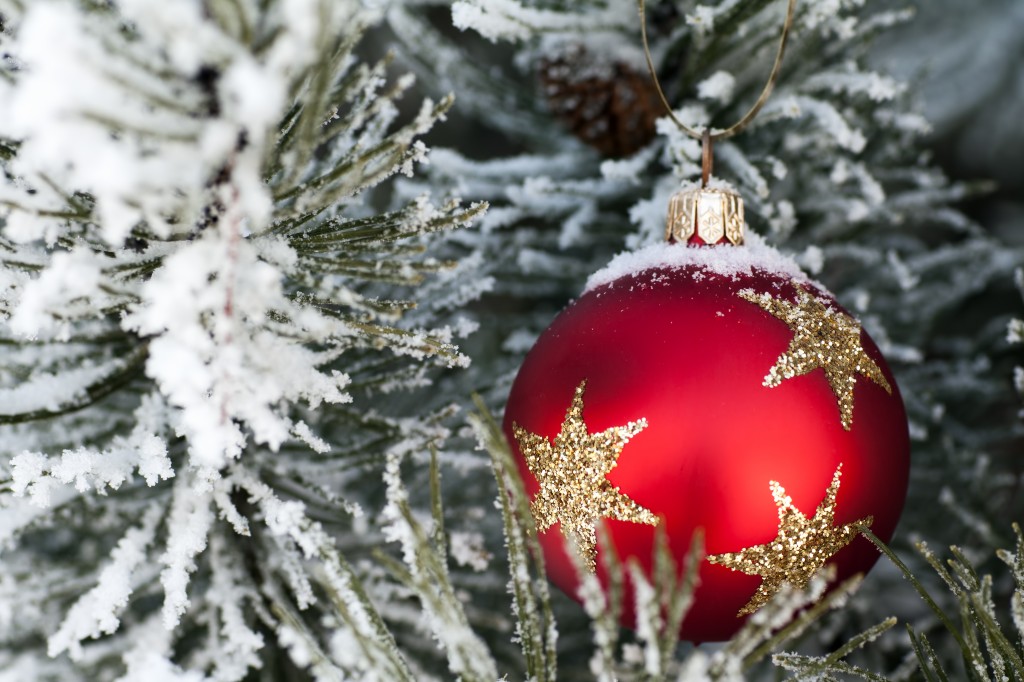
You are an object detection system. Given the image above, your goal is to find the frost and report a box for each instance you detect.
[686,5,718,34]
[804,66,905,102]
[831,160,886,207]
[9,248,106,340]
[0,0,342,245]
[10,423,171,508]
[253,236,300,272]
[887,250,921,290]
[138,435,175,487]
[117,618,208,682]
[0,363,112,419]
[770,157,788,180]
[115,0,230,74]
[697,71,736,104]
[293,421,331,454]
[803,0,859,37]
[206,535,265,680]
[846,289,869,314]
[1007,319,1024,344]
[48,505,163,659]
[628,566,661,675]
[768,200,797,237]
[453,0,631,43]
[265,500,309,541]
[789,96,867,152]
[1,4,212,243]
[277,624,314,668]
[798,245,826,275]
[160,478,215,629]
[379,453,499,679]
[123,228,351,469]
[449,531,492,572]
[452,0,531,41]
[0,485,77,547]
[600,146,659,184]
[676,651,713,681]
[716,144,769,198]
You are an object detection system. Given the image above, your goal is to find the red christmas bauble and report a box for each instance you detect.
[503,239,910,642]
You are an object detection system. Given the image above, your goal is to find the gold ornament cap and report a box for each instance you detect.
[665,131,745,245]
[666,186,745,245]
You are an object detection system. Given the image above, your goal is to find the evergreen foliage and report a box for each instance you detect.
[0,1,482,678]
[0,0,1020,679]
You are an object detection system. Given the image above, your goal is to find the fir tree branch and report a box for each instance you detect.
[0,341,147,425]
[823,617,898,666]
[278,26,351,194]
[738,572,863,670]
[471,394,557,682]
[860,527,1010,680]
[428,447,446,557]
[906,625,950,682]
[861,528,972,648]
[658,529,702,674]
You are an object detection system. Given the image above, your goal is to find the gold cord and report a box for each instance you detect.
[639,0,798,142]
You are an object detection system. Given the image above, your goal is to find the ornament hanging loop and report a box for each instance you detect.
[701,129,713,188]
[650,0,794,246]
[638,0,797,142]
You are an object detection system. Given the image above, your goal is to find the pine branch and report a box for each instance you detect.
[864,526,1024,681]
[0,1,486,677]
[470,394,558,682]
[0,341,147,425]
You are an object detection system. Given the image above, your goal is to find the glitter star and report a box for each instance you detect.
[707,463,872,616]
[738,284,891,430]
[512,380,659,572]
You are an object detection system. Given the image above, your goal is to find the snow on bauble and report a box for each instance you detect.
[503,236,910,641]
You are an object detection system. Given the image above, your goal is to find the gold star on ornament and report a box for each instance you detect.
[512,380,659,572]
[738,284,891,430]
[707,463,872,616]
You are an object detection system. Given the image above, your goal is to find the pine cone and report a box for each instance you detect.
[539,45,661,158]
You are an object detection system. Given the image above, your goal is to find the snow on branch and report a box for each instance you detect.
[160,474,215,630]
[0,0,349,244]
[9,395,172,507]
[48,504,164,660]
[205,533,265,680]
[0,0,487,678]
[803,66,906,102]
[123,225,351,469]
[380,452,499,680]
[453,0,632,42]
[762,95,867,153]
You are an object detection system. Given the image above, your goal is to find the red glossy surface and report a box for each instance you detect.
[503,266,910,642]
